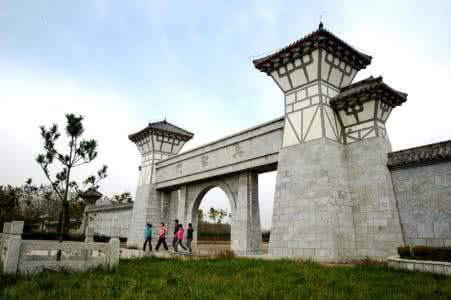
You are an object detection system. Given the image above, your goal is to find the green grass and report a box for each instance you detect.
[1,257,450,299]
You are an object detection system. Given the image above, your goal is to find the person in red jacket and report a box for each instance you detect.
[175,224,187,252]
[172,219,179,251]
[155,223,168,251]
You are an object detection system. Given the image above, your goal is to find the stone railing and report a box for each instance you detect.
[388,256,451,276]
[1,221,119,274]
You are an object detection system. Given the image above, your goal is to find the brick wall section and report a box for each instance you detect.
[346,137,404,258]
[270,139,355,260]
[391,162,451,247]
[86,205,132,238]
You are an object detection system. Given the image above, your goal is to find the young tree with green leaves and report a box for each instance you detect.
[35,114,108,241]
[197,208,204,224]
[207,207,228,224]
[216,209,227,224]
[208,207,218,223]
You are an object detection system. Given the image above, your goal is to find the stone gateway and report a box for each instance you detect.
[122,24,451,261]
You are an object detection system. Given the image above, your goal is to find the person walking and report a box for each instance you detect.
[186,223,194,254]
[172,219,179,251]
[155,223,168,251]
[175,224,187,252]
[143,223,152,252]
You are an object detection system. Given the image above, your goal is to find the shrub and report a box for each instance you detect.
[198,231,230,241]
[398,246,451,262]
[398,246,410,258]
[93,234,110,243]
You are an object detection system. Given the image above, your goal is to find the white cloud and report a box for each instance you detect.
[0,64,142,196]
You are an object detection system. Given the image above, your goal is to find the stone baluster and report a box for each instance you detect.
[108,223,120,270]
[3,221,24,274]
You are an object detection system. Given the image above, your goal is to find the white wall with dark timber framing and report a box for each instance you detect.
[278,48,352,148]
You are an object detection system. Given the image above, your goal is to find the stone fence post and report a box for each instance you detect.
[108,224,120,270]
[2,221,24,274]
[85,213,95,243]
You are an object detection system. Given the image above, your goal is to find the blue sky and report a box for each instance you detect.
[1,1,450,229]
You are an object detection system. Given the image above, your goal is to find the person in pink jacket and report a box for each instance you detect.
[175,224,187,252]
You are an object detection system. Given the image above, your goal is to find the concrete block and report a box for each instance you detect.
[426,239,444,247]
[433,265,445,274]
[10,221,23,235]
[423,264,434,273]
[2,222,11,234]
[109,238,120,270]
[3,236,21,274]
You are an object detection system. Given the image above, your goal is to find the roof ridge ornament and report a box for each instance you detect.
[319,21,324,30]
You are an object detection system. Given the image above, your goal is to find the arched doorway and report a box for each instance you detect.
[188,181,237,254]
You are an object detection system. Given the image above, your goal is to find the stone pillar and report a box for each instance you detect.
[85,214,95,243]
[253,24,407,260]
[261,47,356,260]
[270,139,354,260]
[79,207,89,236]
[158,190,173,245]
[176,186,188,226]
[127,180,160,248]
[346,137,404,258]
[331,78,407,259]
[108,237,120,270]
[3,221,24,274]
[233,172,262,255]
[127,121,193,248]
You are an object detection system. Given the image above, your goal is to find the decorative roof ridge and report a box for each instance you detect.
[149,120,194,138]
[85,202,133,212]
[387,140,451,169]
[253,24,372,70]
[339,76,381,92]
[81,187,102,197]
[129,119,194,142]
[330,76,407,108]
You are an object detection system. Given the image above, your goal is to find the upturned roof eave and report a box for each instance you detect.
[128,121,194,143]
[330,77,407,108]
[253,27,372,72]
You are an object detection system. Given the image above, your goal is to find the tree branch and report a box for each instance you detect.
[38,165,65,203]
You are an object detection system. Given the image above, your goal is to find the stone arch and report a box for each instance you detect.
[190,179,237,220]
[187,180,237,243]
[183,172,262,255]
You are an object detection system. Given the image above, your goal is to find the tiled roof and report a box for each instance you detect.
[129,120,194,142]
[80,188,103,199]
[330,76,407,109]
[387,140,451,169]
[148,120,194,137]
[253,23,372,74]
[85,202,133,213]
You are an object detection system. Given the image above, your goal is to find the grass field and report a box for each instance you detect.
[1,257,450,299]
